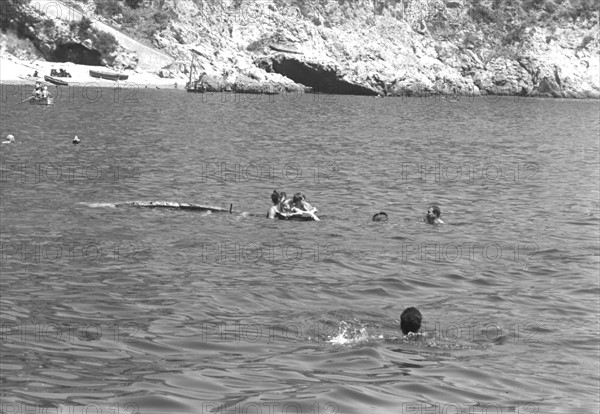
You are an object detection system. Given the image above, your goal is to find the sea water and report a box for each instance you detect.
[0,86,599,413]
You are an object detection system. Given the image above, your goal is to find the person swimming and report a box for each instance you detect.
[278,191,292,213]
[372,212,388,222]
[2,134,15,144]
[425,205,444,225]
[267,190,282,219]
[400,307,422,335]
[33,82,42,98]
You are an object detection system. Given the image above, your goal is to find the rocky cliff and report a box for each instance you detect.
[2,0,598,97]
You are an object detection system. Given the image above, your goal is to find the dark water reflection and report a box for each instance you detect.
[1,88,598,413]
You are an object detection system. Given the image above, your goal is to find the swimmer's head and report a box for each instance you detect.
[426,205,441,224]
[5,134,15,142]
[400,307,422,335]
[292,193,303,203]
[372,212,388,222]
[271,190,280,205]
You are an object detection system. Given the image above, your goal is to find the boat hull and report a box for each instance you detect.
[44,75,68,86]
[124,201,232,213]
[89,70,129,81]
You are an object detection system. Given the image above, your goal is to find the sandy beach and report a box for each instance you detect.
[0,54,186,89]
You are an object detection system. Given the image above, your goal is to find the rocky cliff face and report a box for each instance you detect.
[3,0,599,98]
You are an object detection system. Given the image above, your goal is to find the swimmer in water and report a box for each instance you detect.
[372,212,388,222]
[425,205,444,225]
[278,191,292,213]
[73,135,80,144]
[2,134,15,144]
[267,190,281,219]
[400,307,422,335]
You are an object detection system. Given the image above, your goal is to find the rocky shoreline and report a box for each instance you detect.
[1,0,598,98]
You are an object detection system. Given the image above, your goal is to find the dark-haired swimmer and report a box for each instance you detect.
[267,190,281,219]
[278,191,292,213]
[425,205,444,225]
[372,212,388,222]
[400,307,422,335]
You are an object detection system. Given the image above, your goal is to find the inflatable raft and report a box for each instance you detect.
[275,211,319,221]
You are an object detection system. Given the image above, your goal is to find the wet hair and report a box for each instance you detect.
[372,212,388,222]
[271,190,280,205]
[400,307,422,335]
[426,205,441,224]
[292,192,303,203]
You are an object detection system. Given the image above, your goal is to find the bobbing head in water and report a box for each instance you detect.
[400,307,422,335]
[271,190,280,205]
[372,212,388,222]
[425,205,443,225]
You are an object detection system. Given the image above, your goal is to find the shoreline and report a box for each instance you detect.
[2,55,598,100]
[0,55,185,89]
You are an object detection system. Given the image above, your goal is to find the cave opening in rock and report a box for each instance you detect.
[269,56,378,96]
[51,43,101,66]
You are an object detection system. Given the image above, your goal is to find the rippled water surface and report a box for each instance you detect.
[1,88,599,414]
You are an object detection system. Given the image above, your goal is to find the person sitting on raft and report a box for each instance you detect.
[291,193,317,214]
[425,205,444,225]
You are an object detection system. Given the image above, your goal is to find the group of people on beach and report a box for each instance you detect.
[32,82,51,99]
[267,190,318,219]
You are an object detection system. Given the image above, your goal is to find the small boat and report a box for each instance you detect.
[29,96,54,105]
[89,70,128,81]
[44,75,68,86]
